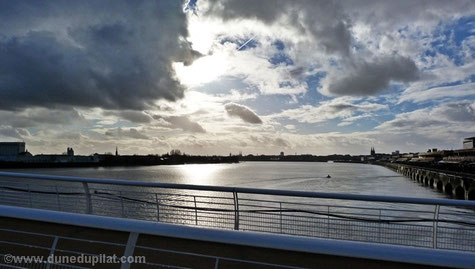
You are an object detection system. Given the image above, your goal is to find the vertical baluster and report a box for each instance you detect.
[82,182,93,214]
[46,236,59,269]
[194,196,198,226]
[378,209,382,243]
[27,184,32,208]
[327,205,330,238]
[279,202,283,234]
[55,186,61,210]
[433,204,440,248]
[233,192,239,230]
[120,191,125,218]
[155,193,160,222]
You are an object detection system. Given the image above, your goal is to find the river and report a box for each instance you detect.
[6,161,450,199]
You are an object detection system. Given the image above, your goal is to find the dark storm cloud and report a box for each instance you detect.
[0,126,28,140]
[153,115,206,133]
[225,103,263,124]
[0,108,88,128]
[200,0,352,55]
[0,1,199,111]
[323,55,420,95]
[341,0,475,32]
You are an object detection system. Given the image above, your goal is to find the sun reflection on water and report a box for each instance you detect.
[179,164,222,185]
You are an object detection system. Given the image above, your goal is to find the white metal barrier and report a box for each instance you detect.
[0,205,474,269]
[0,171,474,252]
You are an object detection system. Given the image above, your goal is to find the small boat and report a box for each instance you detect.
[326,175,331,178]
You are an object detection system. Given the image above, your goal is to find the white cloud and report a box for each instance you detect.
[376,101,475,140]
[270,98,388,124]
[399,62,475,103]
[225,103,263,124]
[399,83,475,103]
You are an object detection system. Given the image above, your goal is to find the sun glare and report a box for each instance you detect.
[174,53,227,86]
[179,164,222,185]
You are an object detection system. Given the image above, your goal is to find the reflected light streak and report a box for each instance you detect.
[179,164,222,185]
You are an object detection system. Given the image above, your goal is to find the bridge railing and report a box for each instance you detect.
[2,205,475,269]
[0,171,474,252]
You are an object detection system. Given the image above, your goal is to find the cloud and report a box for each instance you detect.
[0,1,199,111]
[225,103,263,124]
[321,55,420,96]
[199,0,352,56]
[399,83,475,103]
[341,1,475,33]
[153,115,206,133]
[0,108,88,128]
[337,114,373,127]
[0,126,28,140]
[398,62,475,103]
[250,135,290,148]
[377,101,475,131]
[271,98,388,124]
[105,128,149,140]
[104,111,153,124]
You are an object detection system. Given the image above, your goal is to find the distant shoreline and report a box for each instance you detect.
[0,155,239,169]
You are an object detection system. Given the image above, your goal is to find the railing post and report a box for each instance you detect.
[27,184,32,208]
[433,204,440,248]
[82,182,93,214]
[378,209,382,243]
[327,205,330,238]
[121,232,139,269]
[120,191,125,218]
[194,196,198,226]
[155,193,160,222]
[55,186,61,210]
[46,236,59,269]
[279,202,283,233]
[233,192,239,230]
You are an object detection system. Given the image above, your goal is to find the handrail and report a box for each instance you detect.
[0,204,474,269]
[1,171,475,207]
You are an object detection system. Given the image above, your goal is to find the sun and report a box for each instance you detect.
[174,52,227,87]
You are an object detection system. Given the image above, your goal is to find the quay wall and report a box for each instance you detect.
[382,162,475,200]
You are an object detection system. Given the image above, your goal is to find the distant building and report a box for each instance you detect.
[0,142,26,156]
[370,147,375,156]
[67,147,74,156]
[280,152,284,156]
[463,137,475,149]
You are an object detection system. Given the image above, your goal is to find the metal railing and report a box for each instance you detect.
[0,205,307,269]
[1,205,475,269]
[0,171,475,252]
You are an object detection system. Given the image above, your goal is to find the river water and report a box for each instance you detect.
[7,161,449,199]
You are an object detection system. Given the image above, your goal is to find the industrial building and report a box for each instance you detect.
[463,137,475,149]
[0,142,26,156]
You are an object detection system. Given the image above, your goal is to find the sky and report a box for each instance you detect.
[0,0,474,156]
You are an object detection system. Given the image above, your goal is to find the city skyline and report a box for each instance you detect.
[0,1,474,156]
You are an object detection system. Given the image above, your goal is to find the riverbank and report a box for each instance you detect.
[0,155,239,169]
